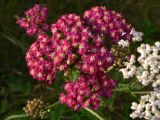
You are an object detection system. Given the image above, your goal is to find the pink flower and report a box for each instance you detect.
[60,74,116,110]
[83,6,133,43]
[17,4,49,36]
[77,45,114,75]
[18,5,125,111]
[26,33,55,84]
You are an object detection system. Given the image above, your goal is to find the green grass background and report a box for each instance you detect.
[0,0,160,119]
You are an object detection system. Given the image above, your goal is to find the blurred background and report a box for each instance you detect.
[0,0,160,119]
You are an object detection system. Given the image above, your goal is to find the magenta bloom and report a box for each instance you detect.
[26,33,56,84]
[51,14,92,49]
[60,73,116,110]
[83,6,133,43]
[59,74,99,110]
[16,5,142,111]
[77,45,114,75]
[17,4,49,36]
[51,14,114,76]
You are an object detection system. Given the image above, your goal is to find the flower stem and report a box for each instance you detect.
[114,89,151,94]
[47,101,60,109]
[106,66,114,72]
[131,91,151,94]
[5,114,27,120]
[84,108,104,120]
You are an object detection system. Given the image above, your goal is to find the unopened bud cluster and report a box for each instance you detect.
[23,98,50,119]
[111,44,129,68]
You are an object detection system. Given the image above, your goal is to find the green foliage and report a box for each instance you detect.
[49,103,64,120]
[68,69,80,81]
[4,111,29,120]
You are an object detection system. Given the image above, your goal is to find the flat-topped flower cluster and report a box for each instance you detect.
[17,4,142,110]
[120,42,160,119]
[120,42,160,89]
[130,91,160,120]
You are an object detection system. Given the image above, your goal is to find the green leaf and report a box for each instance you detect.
[0,100,8,114]
[73,114,82,120]
[123,103,130,119]
[68,69,80,81]
[49,104,64,120]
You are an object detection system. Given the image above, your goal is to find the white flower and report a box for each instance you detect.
[118,39,129,47]
[130,92,160,120]
[130,28,143,42]
[119,55,137,79]
[155,42,160,48]
[131,102,138,110]
[120,41,160,120]
[120,42,160,89]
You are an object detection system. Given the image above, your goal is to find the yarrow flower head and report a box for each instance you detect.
[17,5,144,111]
[17,4,49,36]
[120,42,160,89]
[60,73,116,110]
[130,92,160,120]
[83,6,132,43]
[83,6,143,44]
[50,14,90,72]
[77,45,114,75]
[26,33,56,84]
[120,41,160,120]
[50,14,114,75]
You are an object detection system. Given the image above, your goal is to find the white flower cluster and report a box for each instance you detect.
[119,41,160,120]
[118,28,143,47]
[137,42,160,87]
[120,42,160,88]
[153,74,160,91]
[131,28,143,42]
[130,92,160,120]
[118,39,129,48]
[119,55,136,79]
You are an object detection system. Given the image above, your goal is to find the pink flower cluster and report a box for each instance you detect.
[17,4,134,110]
[77,45,113,75]
[50,14,114,76]
[26,33,56,84]
[60,74,116,110]
[83,6,133,43]
[17,4,49,36]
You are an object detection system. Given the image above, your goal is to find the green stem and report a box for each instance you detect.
[113,88,129,92]
[131,91,151,94]
[5,101,60,120]
[5,114,27,120]
[106,66,114,72]
[114,89,151,94]
[84,108,104,120]
[47,101,60,109]
[49,102,104,120]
